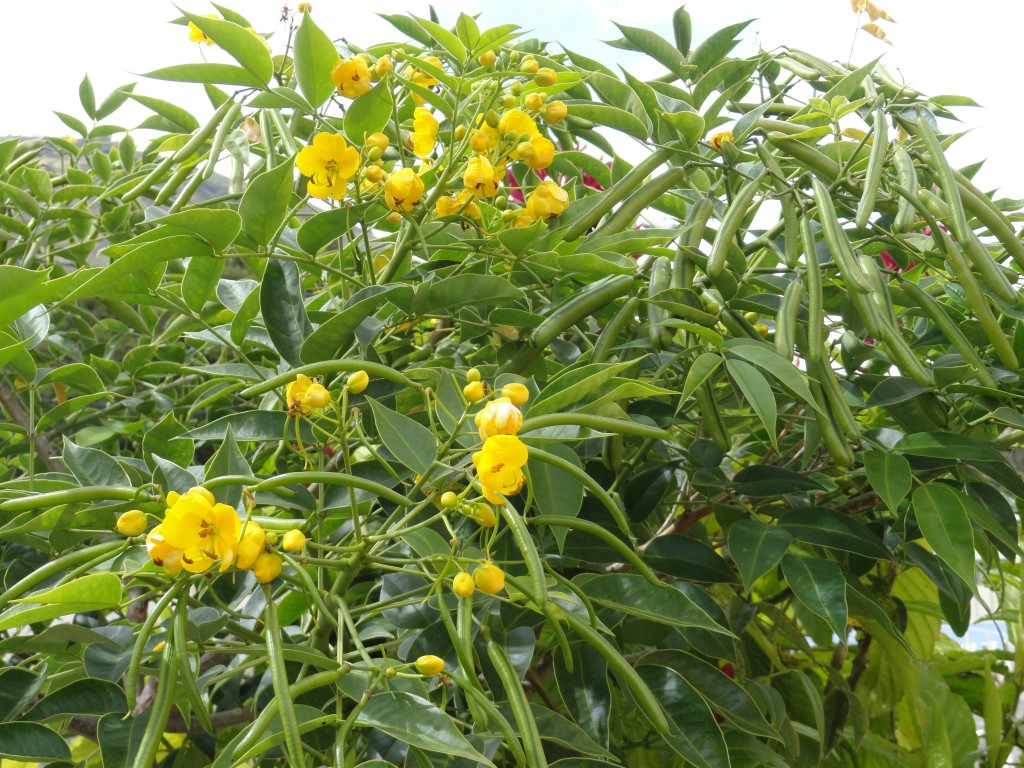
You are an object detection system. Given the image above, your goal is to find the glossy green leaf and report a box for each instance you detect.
[726,358,778,448]
[636,665,730,768]
[727,519,792,592]
[580,574,730,634]
[63,437,131,487]
[412,274,525,314]
[529,361,635,417]
[913,484,978,590]
[644,536,738,583]
[144,62,266,89]
[97,712,149,768]
[732,464,824,497]
[778,507,892,560]
[0,573,123,631]
[0,668,44,721]
[296,203,371,254]
[863,450,912,513]
[553,643,610,748]
[366,397,436,475]
[184,411,311,442]
[663,111,705,146]
[345,85,395,144]
[239,157,296,245]
[0,722,71,762]
[300,286,402,363]
[781,554,847,636]
[204,426,252,508]
[527,442,583,552]
[567,102,651,140]
[25,679,127,722]
[681,352,724,402]
[261,259,312,368]
[293,11,339,108]
[356,691,494,766]
[182,12,273,86]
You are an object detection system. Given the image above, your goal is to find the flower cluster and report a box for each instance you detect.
[470,382,530,505]
[138,487,287,583]
[284,370,368,417]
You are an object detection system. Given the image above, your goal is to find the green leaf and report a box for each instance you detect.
[356,691,495,766]
[412,274,525,314]
[182,255,224,313]
[529,703,615,758]
[297,204,370,254]
[863,450,912,514]
[97,712,149,768]
[580,574,730,634]
[129,92,199,132]
[157,209,242,251]
[662,110,705,146]
[612,23,688,80]
[0,668,44,721]
[181,12,273,86]
[689,20,754,75]
[184,411,312,443]
[239,157,296,245]
[293,11,339,108]
[366,397,436,475]
[565,102,650,140]
[529,360,636,417]
[261,259,313,368]
[204,426,252,508]
[63,437,131,487]
[724,339,819,408]
[778,507,892,560]
[0,573,123,631]
[726,359,778,449]
[895,432,1007,463]
[638,650,778,740]
[345,85,395,144]
[913,484,978,591]
[781,555,847,636]
[553,643,610,748]
[144,62,267,89]
[644,536,738,583]
[727,519,792,593]
[301,286,402,363]
[79,74,97,119]
[732,464,824,497]
[143,412,194,469]
[24,679,127,722]
[411,15,467,61]
[681,352,724,402]
[527,442,583,552]
[0,722,72,762]
[636,665,730,768]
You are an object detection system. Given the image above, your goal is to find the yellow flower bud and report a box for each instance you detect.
[467,368,481,383]
[253,551,283,583]
[264,530,279,545]
[526,180,569,220]
[282,528,307,552]
[372,55,393,81]
[363,165,384,183]
[500,383,530,406]
[392,48,406,62]
[520,58,539,74]
[478,50,497,67]
[454,124,468,141]
[516,141,535,159]
[474,562,505,594]
[415,654,445,676]
[510,51,521,64]
[453,571,475,597]
[469,130,490,154]
[534,68,557,87]
[190,486,216,506]
[485,110,501,128]
[116,509,148,536]
[544,100,568,124]
[235,522,266,570]
[304,382,330,409]
[510,81,523,95]
[502,94,516,109]
[710,131,734,152]
[463,381,485,402]
[754,323,770,338]
[473,503,497,528]
[347,370,369,394]
[387,211,402,223]
[525,92,545,111]
[440,491,459,509]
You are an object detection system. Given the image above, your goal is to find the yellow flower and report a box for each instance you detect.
[472,434,528,504]
[282,528,307,552]
[463,156,505,198]
[463,381,485,402]
[415,654,445,676]
[440,491,459,509]
[474,561,506,594]
[710,131,734,152]
[296,133,359,200]
[534,67,557,87]
[545,101,568,124]
[188,14,217,45]
[475,397,523,441]
[384,168,425,212]
[347,370,369,394]
[525,92,545,112]
[159,487,242,573]
[146,525,183,575]
[331,57,372,99]
[286,373,331,414]
[500,383,530,406]
[526,180,569,220]
[478,50,497,67]
[411,107,438,157]
[508,208,535,228]
[117,509,148,536]
[435,190,481,220]
[512,134,554,171]
[372,55,393,81]
[411,55,444,88]
[253,551,283,583]
[453,571,475,597]
[297,2,312,11]
[236,522,266,570]
[498,109,539,141]
[469,129,493,154]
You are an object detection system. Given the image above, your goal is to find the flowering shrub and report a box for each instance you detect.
[1,4,1024,767]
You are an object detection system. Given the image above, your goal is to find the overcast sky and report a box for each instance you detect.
[6,0,1021,197]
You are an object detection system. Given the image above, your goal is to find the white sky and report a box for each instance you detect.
[5,0,1021,197]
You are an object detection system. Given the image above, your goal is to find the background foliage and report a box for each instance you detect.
[1,3,1023,766]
